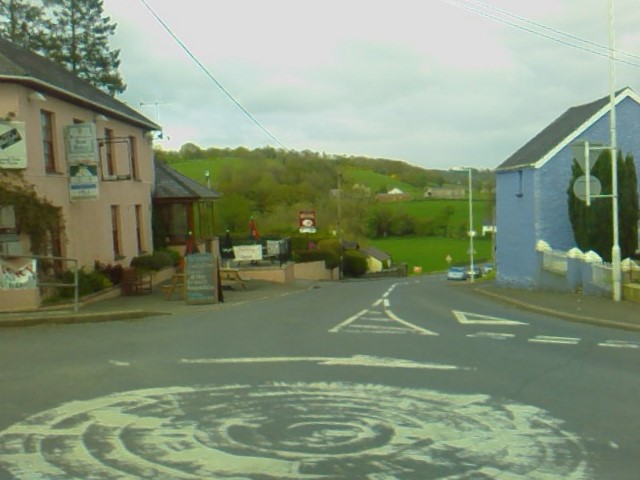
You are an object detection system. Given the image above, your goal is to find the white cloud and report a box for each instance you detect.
[105,0,640,169]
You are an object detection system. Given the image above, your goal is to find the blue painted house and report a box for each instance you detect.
[495,87,640,288]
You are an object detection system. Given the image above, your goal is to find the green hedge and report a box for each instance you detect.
[342,250,368,277]
[292,249,339,269]
[59,269,112,298]
[130,249,181,271]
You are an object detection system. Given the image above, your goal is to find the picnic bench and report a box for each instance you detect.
[162,272,185,300]
[220,268,247,290]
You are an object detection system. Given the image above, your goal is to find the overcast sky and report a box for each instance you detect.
[103,0,640,170]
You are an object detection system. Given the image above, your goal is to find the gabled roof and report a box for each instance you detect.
[497,87,640,171]
[154,161,222,200]
[364,246,391,262]
[0,37,159,131]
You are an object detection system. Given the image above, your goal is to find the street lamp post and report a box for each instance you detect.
[466,169,475,283]
[454,167,475,282]
[608,0,622,302]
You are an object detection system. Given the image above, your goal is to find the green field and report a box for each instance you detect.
[370,236,493,273]
[400,200,494,231]
[343,168,419,194]
[168,158,249,186]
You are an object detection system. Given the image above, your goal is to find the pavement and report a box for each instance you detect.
[471,281,640,332]
[0,278,319,328]
[0,276,638,331]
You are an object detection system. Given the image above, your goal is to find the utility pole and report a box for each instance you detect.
[608,0,622,301]
[337,172,343,279]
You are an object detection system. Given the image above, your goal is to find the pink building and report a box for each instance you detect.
[0,38,159,311]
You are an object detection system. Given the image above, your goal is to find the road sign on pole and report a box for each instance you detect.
[573,175,602,202]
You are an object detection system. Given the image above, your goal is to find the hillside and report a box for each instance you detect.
[154,145,495,239]
[156,145,495,195]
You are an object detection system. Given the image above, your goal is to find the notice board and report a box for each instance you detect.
[185,253,218,304]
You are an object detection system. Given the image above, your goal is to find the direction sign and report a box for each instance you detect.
[573,175,601,202]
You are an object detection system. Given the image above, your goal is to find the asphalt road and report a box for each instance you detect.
[0,275,639,479]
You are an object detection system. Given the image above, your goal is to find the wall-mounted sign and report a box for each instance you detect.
[0,258,36,289]
[64,123,98,165]
[69,164,99,200]
[298,210,316,233]
[0,122,27,169]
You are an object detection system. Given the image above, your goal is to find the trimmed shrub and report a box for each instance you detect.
[94,262,124,285]
[293,249,339,270]
[130,249,179,272]
[59,268,112,298]
[342,249,368,277]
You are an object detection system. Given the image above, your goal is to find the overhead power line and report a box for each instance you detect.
[137,0,287,149]
[441,0,640,69]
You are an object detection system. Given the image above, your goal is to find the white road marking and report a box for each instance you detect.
[598,340,640,349]
[331,303,438,336]
[467,332,516,340]
[384,309,439,336]
[328,309,368,333]
[108,360,131,367]
[529,336,580,345]
[372,299,383,307]
[0,382,589,479]
[453,310,528,326]
[180,355,462,370]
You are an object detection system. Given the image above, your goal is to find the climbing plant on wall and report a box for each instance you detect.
[0,171,63,255]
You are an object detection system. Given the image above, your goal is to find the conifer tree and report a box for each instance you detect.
[568,150,639,261]
[0,0,47,51]
[42,0,125,95]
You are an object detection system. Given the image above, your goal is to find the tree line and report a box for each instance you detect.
[156,145,492,241]
[0,0,124,95]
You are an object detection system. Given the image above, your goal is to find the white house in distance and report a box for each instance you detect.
[0,38,159,311]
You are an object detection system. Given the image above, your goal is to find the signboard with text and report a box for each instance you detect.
[298,210,316,233]
[0,122,27,169]
[232,245,263,261]
[65,123,99,201]
[69,165,99,200]
[185,253,218,305]
[64,123,98,165]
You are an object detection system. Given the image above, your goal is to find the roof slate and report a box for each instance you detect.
[497,88,630,171]
[364,246,391,261]
[0,37,159,130]
[154,161,222,200]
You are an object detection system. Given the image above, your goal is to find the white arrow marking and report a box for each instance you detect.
[453,310,528,326]
[180,355,462,370]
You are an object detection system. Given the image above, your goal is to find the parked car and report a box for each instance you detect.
[482,263,494,275]
[466,265,482,279]
[447,266,467,281]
